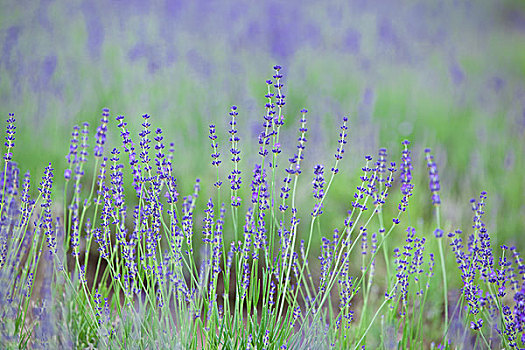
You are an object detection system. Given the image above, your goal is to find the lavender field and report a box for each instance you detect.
[1,0,525,348]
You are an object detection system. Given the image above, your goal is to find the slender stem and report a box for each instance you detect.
[354,283,397,348]
[435,206,448,338]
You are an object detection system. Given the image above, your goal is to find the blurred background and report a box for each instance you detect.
[1,0,524,251]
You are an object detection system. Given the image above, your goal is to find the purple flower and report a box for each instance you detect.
[258,79,276,160]
[0,161,19,205]
[154,128,167,177]
[228,106,242,206]
[349,155,377,213]
[319,234,337,294]
[110,148,125,209]
[39,163,55,254]
[209,124,222,188]
[513,283,525,337]
[470,319,483,331]
[471,192,495,283]
[250,164,269,215]
[371,150,395,213]
[202,198,214,244]
[3,113,16,161]
[181,178,200,253]
[400,140,412,195]
[424,148,441,205]
[94,108,109,158]
[139,114,152,175]
[387,227,426,316]
[80,122,89,160]
[65,126,79,173]
[332,116,349,173]
[360,227,368,257]
[311,164,325,217]
[273,65,285,109]
[18,171,34,229]
[209,124,221,167]
[291,306,301,327]
[398,141,413,213]
[263,329,270,348]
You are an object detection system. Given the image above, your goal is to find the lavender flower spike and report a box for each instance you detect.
[400,140,412,195]
[424,148,441,205]
[311,164,325,217]
[228,106,242,207]
[4,113,16,161]
[332,116,349,174]
[398,140,413,213]
[94,108,110,158]
[209,124,222,188]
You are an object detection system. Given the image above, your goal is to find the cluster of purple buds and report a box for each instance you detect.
[64,126,79,180]
[153,128,166,177]
[250,164,269,212]
[209,124,221,167]
[291,306,301,327]
[94,108,109,158]
[398,140,413,212]
[400,140,413,193]
[212,204,224,274]
[227,106,242,206]
[258,80,276,159]
[349,155,378,212]
[434,228,444,238]
[319,233,338,294]
[139,114,152,175]
[332,116,349,173]
[472,191,495,283]
[0,160,19,203]
[110,148,125,208]
[373,148,388,206]
[39,164,56,254]
[513,283,525,340]
[448,229,484,316]
[4,113,15,161]
[311,164,325,217]
[202,198,214,244]
[387,227,427,316]
[288,109,308,176]
[360,227,368,257]
[273,65,285,108]
[424,148,441,205]
[497,246,513,298]
[19,171,34,229]
[79,122,89,164]
[241,212,252,295]
[208,124,223,189]
[337,254,355,328]
[470,318,483,331]
[503,305,518,347]
[377,148,387,180]
[509,247,525,290]
[93,289,111,327]
[271,72,284,159]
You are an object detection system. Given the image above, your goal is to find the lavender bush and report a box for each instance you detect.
[1,66,524,349]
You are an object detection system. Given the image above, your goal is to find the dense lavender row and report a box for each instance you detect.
[1,67,524,349]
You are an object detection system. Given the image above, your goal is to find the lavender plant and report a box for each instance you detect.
[1,66,524,349]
